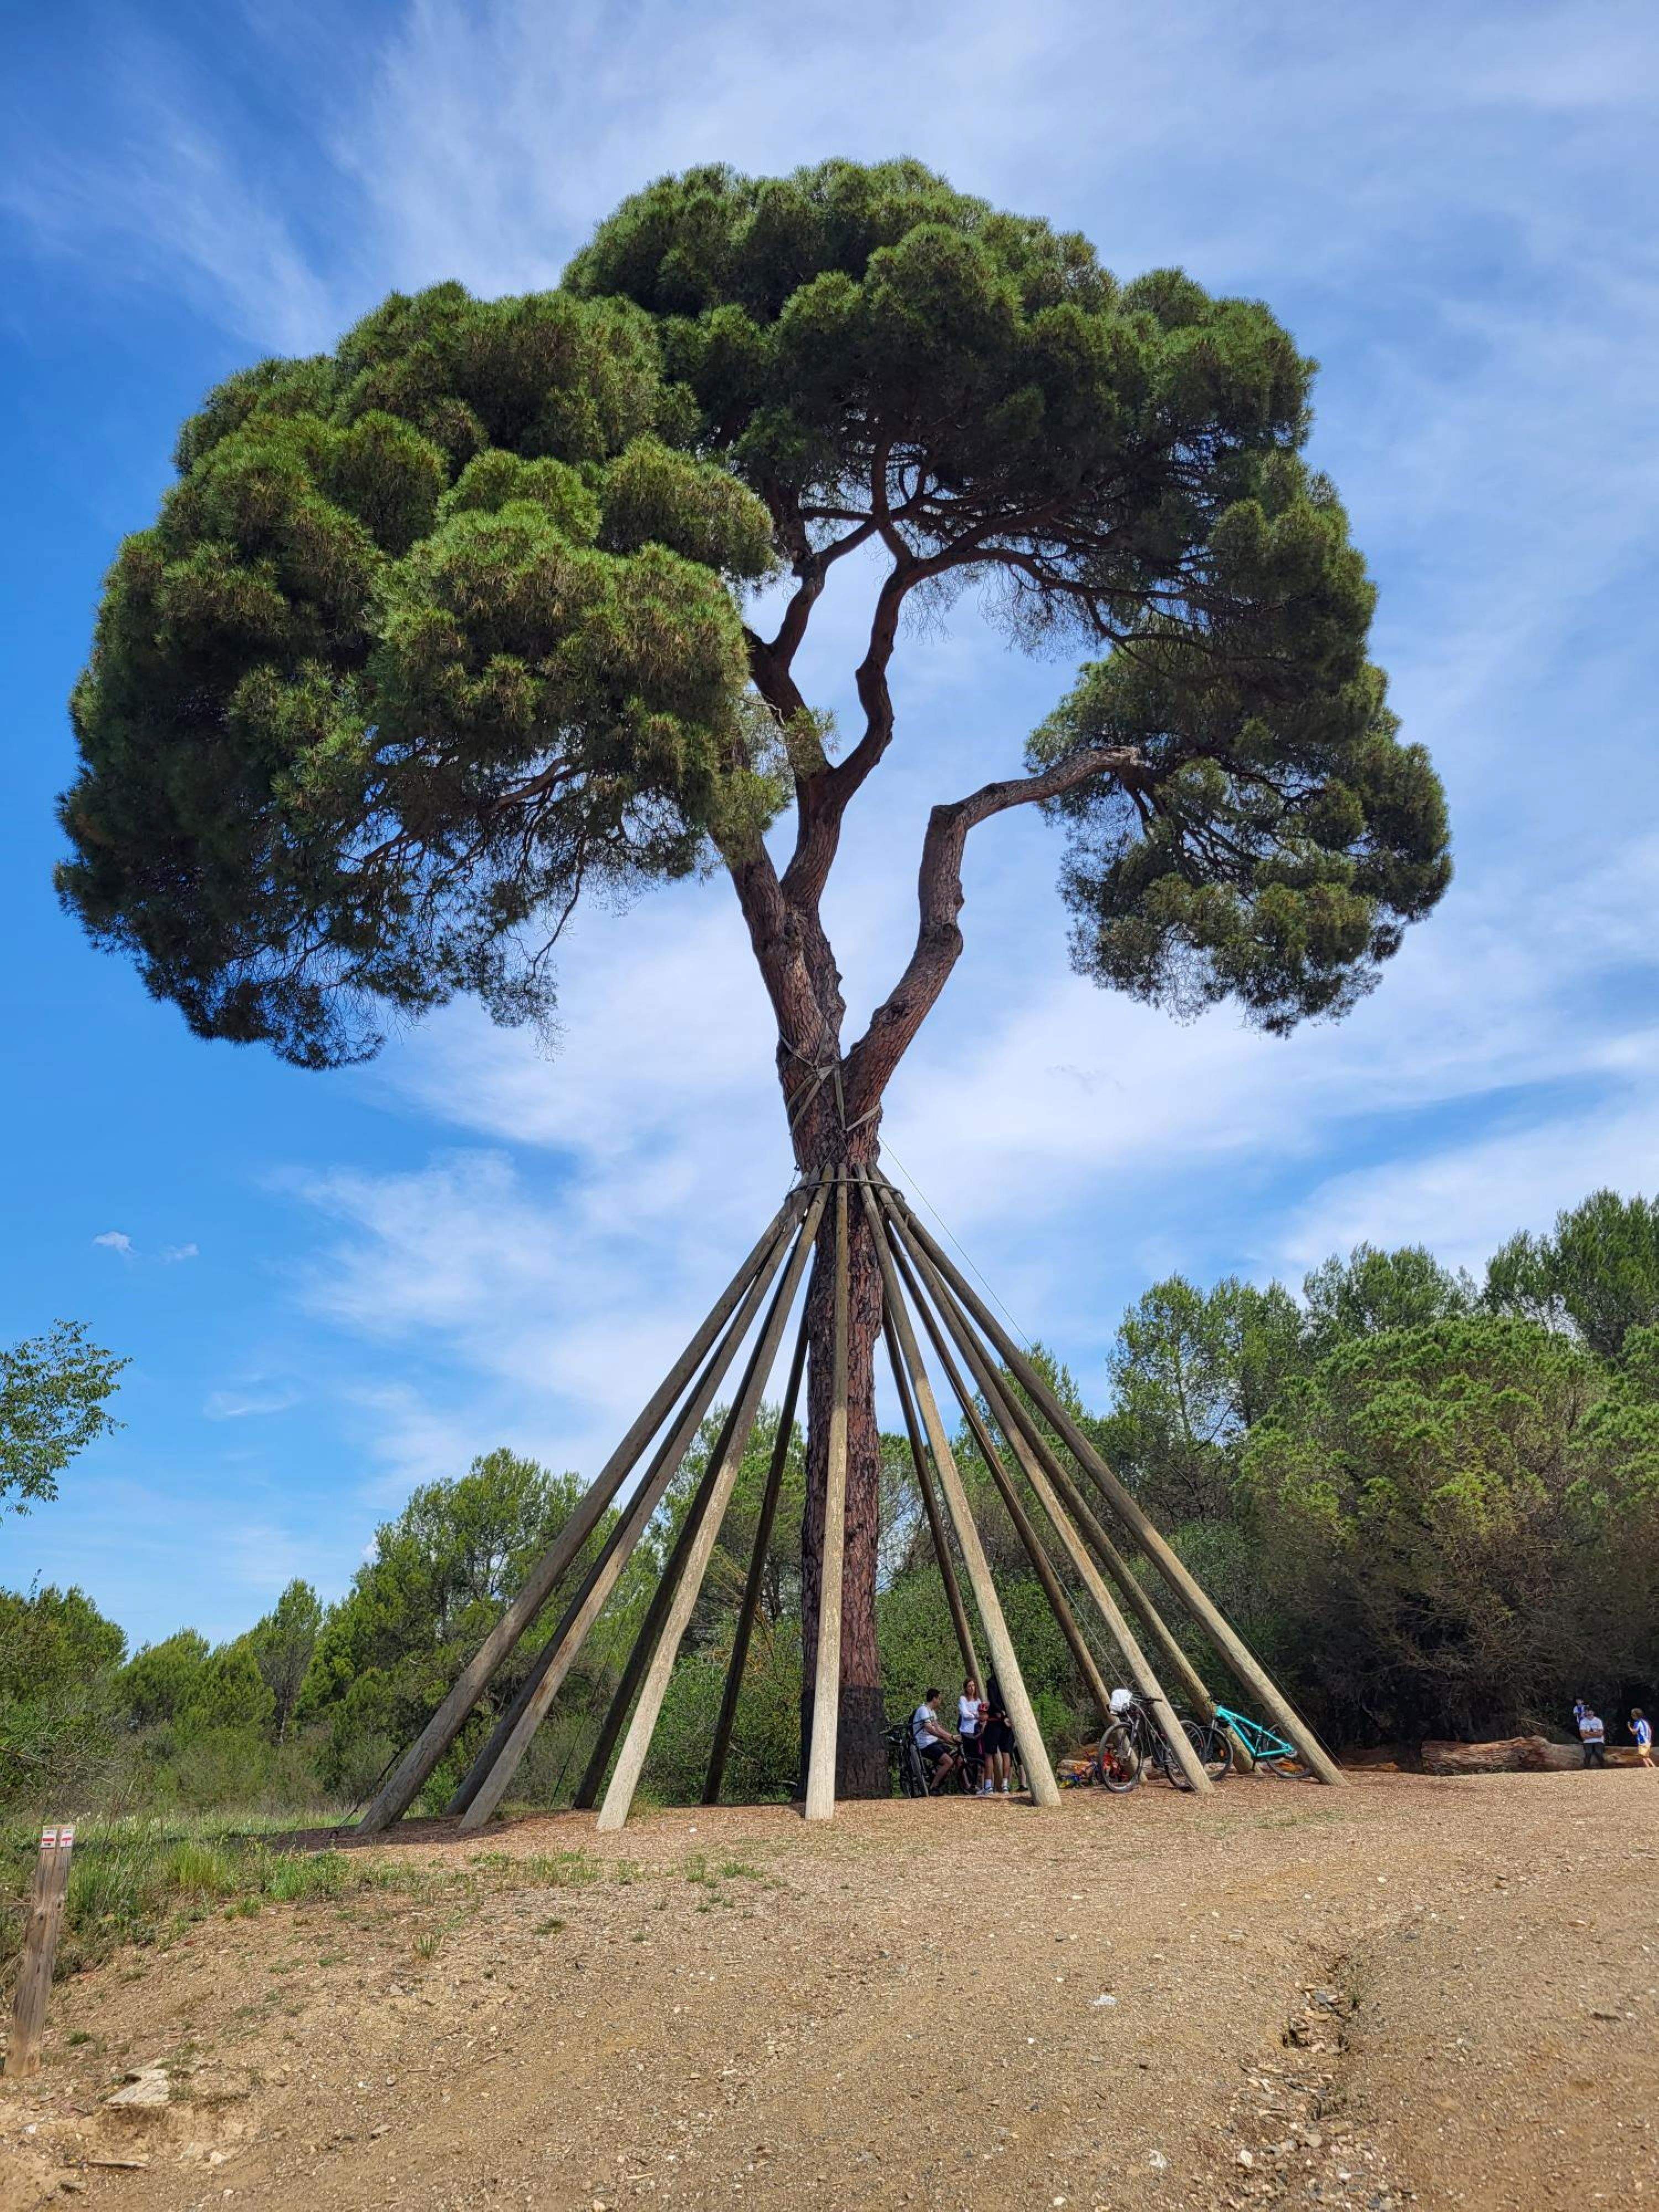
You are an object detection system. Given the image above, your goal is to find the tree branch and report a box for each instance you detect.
[842,742,1148,1118]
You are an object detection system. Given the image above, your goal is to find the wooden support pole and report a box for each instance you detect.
[889,1232,1115,1727]
[596,1183,830,1832]
[802,1180,851,1823]
[857,1174,1061,1809]
[455,1194,817,1832]
[358,1188,810,1834]
[885,1207,1212,1794]
[573,1422,740,1812]
[6,1824,75,2079]
[892,1238,1249,1767]
[577,1254,812,1812]
[448,1313,740,1816]
[882,1310,979,1684]
[885,1191,1344,1788]
[703,1303,810,1806]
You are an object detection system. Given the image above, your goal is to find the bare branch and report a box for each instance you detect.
[842,742,1147,1117]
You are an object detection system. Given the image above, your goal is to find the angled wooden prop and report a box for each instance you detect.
[858,1172,1061,1809]
[457,1191,819,1832]
[578,1224,820,1812]
[596,1181,830,1830]
[881,1308,979,1684]
[884,1189,1343,1788]
[802,1179,852,1821]
[357,1187,808,1834]
[897,1242,1251,1770]
[889,1226,1116,1723]
[359,1159,1321,1839]
[703,1302,811,1806]
[884,1204,1212,1794]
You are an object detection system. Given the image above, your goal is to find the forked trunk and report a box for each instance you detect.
[794,1099,888,1797]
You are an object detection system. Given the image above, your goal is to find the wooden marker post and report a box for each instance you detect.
[6,1824,75,2079]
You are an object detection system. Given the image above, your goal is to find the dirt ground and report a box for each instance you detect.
[3,1767,1657,2211]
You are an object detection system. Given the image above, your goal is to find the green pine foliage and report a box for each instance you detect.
[59,159,1448,1076]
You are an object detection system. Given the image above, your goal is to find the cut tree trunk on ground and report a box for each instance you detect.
[1420,1736,1589,1775]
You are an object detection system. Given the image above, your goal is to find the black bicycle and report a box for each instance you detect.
[886,1719,966,1797]
[1094,1694,1233,1792]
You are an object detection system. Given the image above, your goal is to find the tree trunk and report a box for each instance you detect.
[795,1099,888,1797]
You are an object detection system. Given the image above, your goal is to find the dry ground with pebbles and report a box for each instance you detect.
[3,1769,1658,2212]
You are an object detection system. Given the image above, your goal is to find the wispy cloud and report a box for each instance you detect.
[202,1384,299,1422]
[92,1229,133,1256]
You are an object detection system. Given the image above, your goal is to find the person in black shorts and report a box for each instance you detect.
[982,1670,1015,1794]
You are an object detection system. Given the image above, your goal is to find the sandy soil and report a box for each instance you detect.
[3,1767,1657,2211]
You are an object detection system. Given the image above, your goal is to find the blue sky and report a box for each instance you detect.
[4,0,1657,1651]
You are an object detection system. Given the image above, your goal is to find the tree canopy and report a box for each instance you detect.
[1,1321,127,1511]
[1486,1188,1659,1361]
[58,156,1449,1091]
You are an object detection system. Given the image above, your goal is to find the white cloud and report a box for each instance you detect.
[161,1243,200,1264]
[202,1384,299,1422]
[92,1230,133,1256]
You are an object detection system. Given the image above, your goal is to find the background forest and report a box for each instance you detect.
[6,1186,1659,1822]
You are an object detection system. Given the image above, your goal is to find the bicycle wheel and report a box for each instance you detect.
[1255,1752,1303,1778]
[1187,1718,1233,1782]
[1159,1726,1197,1790]
[1095,1723,1142,1792]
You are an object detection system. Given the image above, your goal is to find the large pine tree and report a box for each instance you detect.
[58,159,1451,1794]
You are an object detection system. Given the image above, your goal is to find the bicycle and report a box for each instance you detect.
[885,1720,967,1798]
[1211,1704,1305,1777]
[1097,1700,1233,1791]
[1094,1694,1232,1793]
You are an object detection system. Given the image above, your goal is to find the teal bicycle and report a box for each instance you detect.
[1212,1704,1305,1777]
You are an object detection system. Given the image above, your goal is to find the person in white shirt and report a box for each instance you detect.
[958,1676,988,1794]
[1579,1707,1607,1768]
[910,1689,961,1791]
[1631,1709,1655,1768]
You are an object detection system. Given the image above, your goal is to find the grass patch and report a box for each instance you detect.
[1,1815,438,1984]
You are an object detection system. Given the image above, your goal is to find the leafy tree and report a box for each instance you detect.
[1241,1314,1659,1743]
[1303,1241,1475,1354]
[1487,1189,1659,1360]
[299,1448,630,1797]
[0,1583,127,1807]
[248,1579,323,1741]
[121,1629,211,1726]
[1103,1276,1305,1525]
[1,1322,127,1511]
[180,1641,275,1736]
[57,158,1451,1792]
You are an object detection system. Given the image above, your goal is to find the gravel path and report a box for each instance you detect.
[3,1769,1657,2210]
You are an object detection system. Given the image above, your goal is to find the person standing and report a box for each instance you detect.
[1579,1705,1608,1768]
[1631,1709,1655,1769]
[982,1670,1015,1795]
[958,1676,988,1794]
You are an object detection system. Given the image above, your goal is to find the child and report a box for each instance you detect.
[1632,1709,1655,1769]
